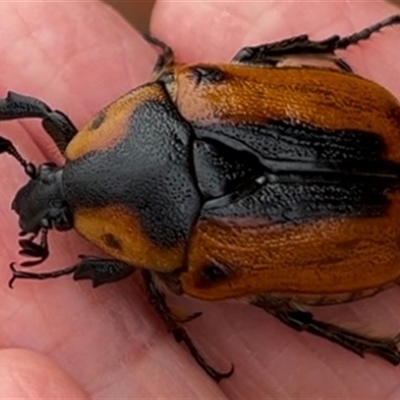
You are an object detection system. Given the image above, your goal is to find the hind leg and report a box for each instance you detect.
[252,295,400,365]
[233,15,400,72]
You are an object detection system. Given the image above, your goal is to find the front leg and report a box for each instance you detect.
[0,91,78,153]
[9,255,135,288]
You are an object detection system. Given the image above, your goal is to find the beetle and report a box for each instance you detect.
[1,15,400,381]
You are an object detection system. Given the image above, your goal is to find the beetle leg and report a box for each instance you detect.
[142,34,174,74]
[232,14,400,72]
[9,256,135,288]
[141,270,234,382]
[0,91,78,153]
[232,34,344,67]
[252,296,400,365]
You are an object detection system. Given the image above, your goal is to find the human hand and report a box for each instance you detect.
[1,1,400,398]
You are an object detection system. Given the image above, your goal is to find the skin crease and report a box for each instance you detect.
[1,0,400,398]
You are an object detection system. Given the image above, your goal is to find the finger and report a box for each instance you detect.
[0,348,88,398]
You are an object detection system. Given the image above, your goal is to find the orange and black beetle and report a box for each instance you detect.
[2,15,400,381]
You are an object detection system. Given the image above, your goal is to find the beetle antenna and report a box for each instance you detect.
[0,136,36,178]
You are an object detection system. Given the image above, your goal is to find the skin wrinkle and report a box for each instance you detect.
[0,349,89,398]
[367,367,395,399]
[13,7,63,79]
[205,1,260,27]
[299,338,354,396]
[92,3,144,90]
[239,338,286,396]
[120,37,140,90]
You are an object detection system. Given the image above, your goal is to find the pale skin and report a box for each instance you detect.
[1,1,400,398]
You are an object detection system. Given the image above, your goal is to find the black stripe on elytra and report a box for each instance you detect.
[194,120,400,223]
[201,170,397,223]
[193,120,400,176]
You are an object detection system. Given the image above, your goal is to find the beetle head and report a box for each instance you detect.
[12,163,73,235]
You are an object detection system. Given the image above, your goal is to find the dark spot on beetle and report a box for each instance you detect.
[319,255,346,266]
[191,66,225,85]
[101,233,122,251]
[335,238,362,251]
[90,110,106,130]
[199,260,231,285]
[385,105,400,127]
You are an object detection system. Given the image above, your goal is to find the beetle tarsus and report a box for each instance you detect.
[173,326,235,382]
[0,91,78,153]
[8,262,78,288]
[252,297,400,365]
[142,270,234,381]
